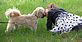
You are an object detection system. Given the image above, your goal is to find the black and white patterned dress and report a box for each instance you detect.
[50,12,82,33]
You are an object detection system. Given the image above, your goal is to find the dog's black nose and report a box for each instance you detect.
[41,15,46,18]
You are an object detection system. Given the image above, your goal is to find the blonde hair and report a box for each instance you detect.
[47,3,58,10]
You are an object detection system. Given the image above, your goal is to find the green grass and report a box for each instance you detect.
[0,0,82,42]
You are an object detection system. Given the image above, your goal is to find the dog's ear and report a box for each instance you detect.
[36,10,42,18]
[35,9,44,18]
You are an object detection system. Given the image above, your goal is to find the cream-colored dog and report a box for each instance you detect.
[5,7,45,32]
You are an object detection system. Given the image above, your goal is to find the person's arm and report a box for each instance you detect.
[46,18,52,30]
[46,11,54,30]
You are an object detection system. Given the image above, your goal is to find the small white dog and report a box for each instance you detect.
[5,7,45,32]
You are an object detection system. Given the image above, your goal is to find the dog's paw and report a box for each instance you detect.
[5,30,8,33]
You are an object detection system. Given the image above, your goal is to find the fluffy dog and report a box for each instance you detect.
[5,7,45,32]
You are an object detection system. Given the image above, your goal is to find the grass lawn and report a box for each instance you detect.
[0,0,82,42]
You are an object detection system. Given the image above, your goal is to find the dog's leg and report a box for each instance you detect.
[28,21,37,32]
[34,24,37,32]
[14,24,19,31]
[5,22,15,33]
[32,21,37,32]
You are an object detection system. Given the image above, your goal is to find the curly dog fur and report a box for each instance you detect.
[5,7,45,32]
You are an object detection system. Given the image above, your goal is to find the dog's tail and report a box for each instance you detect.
[5,7,21,18]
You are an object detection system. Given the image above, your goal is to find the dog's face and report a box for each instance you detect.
[33,7,46,18]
